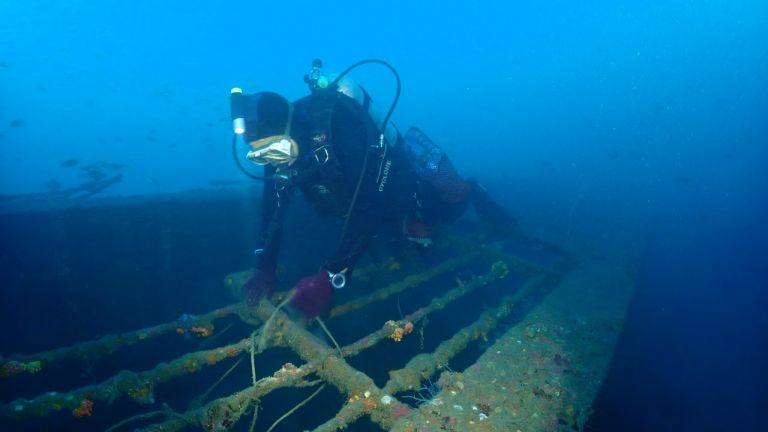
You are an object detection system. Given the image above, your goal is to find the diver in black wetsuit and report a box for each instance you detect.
[233,60,513,318]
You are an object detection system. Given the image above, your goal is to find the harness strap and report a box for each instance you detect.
[306,89,341,166]
[287,88,386,187]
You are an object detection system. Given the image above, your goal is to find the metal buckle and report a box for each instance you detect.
[327,271,346,289]
[313,146,330,165]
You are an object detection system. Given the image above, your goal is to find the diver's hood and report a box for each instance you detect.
[242,91,292,143]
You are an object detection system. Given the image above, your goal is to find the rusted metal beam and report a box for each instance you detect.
[342,261,511,358]
[0,305,242,376]
[139,363,317,432]
[2,334,253,421]
[383,274,552,395]
[330,252,479,318]
[3,240,530,431]
[257,261,510,431]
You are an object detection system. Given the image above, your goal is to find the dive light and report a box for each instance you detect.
[230,87,245,135]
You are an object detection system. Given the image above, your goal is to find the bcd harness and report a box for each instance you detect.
[272,88,391,204]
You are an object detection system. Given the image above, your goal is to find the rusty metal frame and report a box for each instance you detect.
[1,235,570,431]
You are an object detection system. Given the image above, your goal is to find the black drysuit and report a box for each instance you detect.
[256,89,418,276]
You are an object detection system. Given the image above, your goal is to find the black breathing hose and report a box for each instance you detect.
[331,59,401,133]
[231,59,401,185]
[231,134,270,181]
[331,59,402,247]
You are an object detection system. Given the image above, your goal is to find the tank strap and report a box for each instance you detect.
[290,88,387,187]
[305,89,342,166]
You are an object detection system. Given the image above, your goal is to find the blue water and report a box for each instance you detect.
[2,1,767,431]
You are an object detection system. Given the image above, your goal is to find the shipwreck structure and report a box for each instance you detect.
[0,188,633,431]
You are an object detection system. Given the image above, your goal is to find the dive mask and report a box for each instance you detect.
[246,135,298,166]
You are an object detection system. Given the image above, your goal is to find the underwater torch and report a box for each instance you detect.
[230,87,245,135]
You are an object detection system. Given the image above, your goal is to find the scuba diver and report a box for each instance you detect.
[231,59,513,318]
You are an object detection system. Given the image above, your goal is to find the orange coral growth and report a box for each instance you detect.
[183,359,199,373]
[362,397,377,412]
[385,320,414,342]
[191,326,213,337]
[389,402,410,420]
[0,360,42,378]
[403,322,414,334]
[128,381,155,405]
[389,327,405,342]
[72,399,93,418]
[207,353,218,365]
[0,361,25,378]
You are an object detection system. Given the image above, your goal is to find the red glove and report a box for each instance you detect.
[290,270,333,318]
[242,268,277,306]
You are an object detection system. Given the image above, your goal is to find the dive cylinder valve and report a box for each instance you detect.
[230,87,245,135]
[304,58,330,90]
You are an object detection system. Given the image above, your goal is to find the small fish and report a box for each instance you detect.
[9,119,24,128]
[80,165,106,180]
[60,159,80,167]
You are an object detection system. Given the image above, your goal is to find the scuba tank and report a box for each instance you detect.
[304,58,399,147]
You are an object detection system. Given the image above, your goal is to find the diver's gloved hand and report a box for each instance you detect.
[290,270,333,318]
[242,268,277,306]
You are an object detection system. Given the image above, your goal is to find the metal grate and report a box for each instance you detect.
[1,231,583,431]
